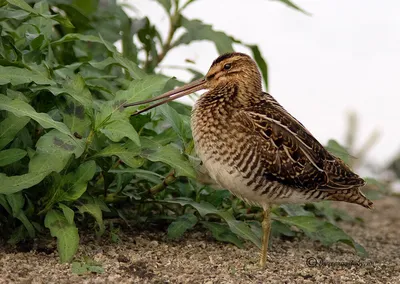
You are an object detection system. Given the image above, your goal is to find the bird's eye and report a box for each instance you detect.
[223,63,232,70]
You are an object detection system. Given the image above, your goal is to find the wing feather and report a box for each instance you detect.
[238,92,365,190]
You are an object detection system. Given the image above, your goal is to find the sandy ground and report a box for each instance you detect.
[0,197,399,284]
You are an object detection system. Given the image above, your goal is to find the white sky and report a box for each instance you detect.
[122,0,400,169]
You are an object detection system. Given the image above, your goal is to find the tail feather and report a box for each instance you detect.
[327,188,373,209]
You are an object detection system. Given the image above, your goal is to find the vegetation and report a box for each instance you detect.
[0,0,386,264]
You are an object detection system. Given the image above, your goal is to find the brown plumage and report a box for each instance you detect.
[124,52,373,267]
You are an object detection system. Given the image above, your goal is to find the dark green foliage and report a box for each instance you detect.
[0,0,385,263]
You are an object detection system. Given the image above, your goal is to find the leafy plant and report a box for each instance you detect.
[0,0,381,263]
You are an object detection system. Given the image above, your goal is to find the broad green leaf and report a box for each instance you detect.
[61,100,91,136]
[93,142,143,169]
[95,75,168,129]
[0,95,72,137]
[52,33,145,79]
[0,148,27,166]
[0,66,54,85]
[115,75,169,106]
[141,143,196,178]
[6,0,37,14]
[0,8,29,20]
[162,198,261,248]
[44,210,79,263]
[167,213,197,239]
[158,104,191,140]
[271,220,296,237]
[38,75,93,109]
[9,0,75,29]
[33,76,93,110]
[201,221,244,248]
[0,130,85,194]
[175,17,234,54]
[35,129,84,158]
[59,204,75,225]
[0,114,30,150]
[59,161,96,202]
[0,170,50,195]
[275,216,367,256]
[88,58,118,70]
[77,201,105,236]
[100,119,140,145]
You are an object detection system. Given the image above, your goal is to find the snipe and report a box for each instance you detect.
[124,52,373,268]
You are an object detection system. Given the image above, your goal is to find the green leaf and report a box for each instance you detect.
[37,75,93,110]
[201,221,244,248]
[95,75,168,129]
[100,119,140,145]
[5,192,35,237]
[72,0,98,15]
[275,216,367,256]
[93,141,143,169]
[115,75,170,106]
[275,0,310,15]
[0,114,30,150]
[0,194,11,214]
[141,143,196,178]
[0,95,73,137]
[0,8,29,20]
[162,198,261,248]
[175,17,234,54]
[248,45,269,90]
[155,0,171,13]
[0,148,26,166]
[71,261,104,275]
[61,99,91,136]
[0,130,85,194]
[59,161,96,202]
[280,204,315,217]
[167,213,197,239]
[59,203,75,225]
[6,0,37,14]
[158,104,191,140]
[0,66,54,85]
[44,210,79,263]
[271,220,296,237]
[77,201,105,236]
[52,33,145,79]
[35,129,84,158]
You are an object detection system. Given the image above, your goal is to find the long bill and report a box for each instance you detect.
[123,78,207,116]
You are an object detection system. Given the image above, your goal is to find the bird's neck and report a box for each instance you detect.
[199,82,262,109]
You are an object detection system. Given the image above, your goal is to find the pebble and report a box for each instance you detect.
[149,240,159,248]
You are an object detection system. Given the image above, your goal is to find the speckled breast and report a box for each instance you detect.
[191,98,274,208]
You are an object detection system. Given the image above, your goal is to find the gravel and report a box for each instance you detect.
[0,197,399,284]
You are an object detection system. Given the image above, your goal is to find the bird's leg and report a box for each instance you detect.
[260,205,271,268]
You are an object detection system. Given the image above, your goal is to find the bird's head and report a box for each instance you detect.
[205,52,262,91]
[124,52,262,114]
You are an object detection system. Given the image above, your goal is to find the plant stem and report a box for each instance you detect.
[150,170,176,195]
[82,130,95,161]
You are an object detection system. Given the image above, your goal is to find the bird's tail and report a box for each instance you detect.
[326,188,373,209]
